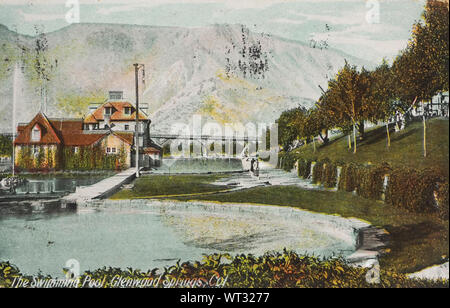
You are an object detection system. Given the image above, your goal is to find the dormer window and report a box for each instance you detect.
[31,125,41,142]
[124,107,131,115]
[104,107,112,115]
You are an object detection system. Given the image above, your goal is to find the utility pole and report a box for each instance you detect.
[12,63,19,177]
[133,63,145,177]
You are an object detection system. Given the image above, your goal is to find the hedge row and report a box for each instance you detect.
[310,161,340,188]
[297,158,312,179]
[356,164,391,200]
[338,163,359,192]
[435,182,449,219]
[278,151,297,172]
[311,161,324,184]
[385,167,445,213]
[323,162,338,188]
[278,154,449,216]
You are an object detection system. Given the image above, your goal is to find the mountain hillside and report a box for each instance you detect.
[0,23,372,133]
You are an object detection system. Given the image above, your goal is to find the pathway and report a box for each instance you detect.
[408,262,449,280]
[62,168,137,204]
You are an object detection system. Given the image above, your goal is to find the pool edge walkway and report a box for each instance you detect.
[62,168,137,204]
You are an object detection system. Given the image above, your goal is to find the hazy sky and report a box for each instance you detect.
[0,0,426,63]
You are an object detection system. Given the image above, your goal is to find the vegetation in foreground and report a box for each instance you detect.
[173,186,449,274]
[111,174,231,199]
[1,251,448,288]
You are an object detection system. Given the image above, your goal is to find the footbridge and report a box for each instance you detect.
[151,134,259,147]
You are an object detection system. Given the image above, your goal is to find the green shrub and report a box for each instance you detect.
[322,162,338,188]
[356,163,391,200]
[16,146,34,170]
[312,161,325,184]
[278,152,298,172]
[435,182,449,220]
[1,252,448,288]
[297,158,312,179]
[62,145,124,171]
[386,168,442,213]
[338,163,359,192]
[0,135,12,156]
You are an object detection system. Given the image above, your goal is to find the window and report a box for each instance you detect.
[104,107,112,115]
[74,147,79,154]
[106,147,116,154]
[124,107,131,115]
[124,125,129,131]
[31,125,41,142]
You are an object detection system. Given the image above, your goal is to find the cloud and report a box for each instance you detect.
[18,9,65,22]
[0,0,354,8]
[97,5,142,16]
[291,11,365,26]
[311,25,408,62]
[270,17,306,25]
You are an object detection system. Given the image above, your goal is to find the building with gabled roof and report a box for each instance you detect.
[13,91,161,171]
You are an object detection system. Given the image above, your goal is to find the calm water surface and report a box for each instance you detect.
[0,200,359,277]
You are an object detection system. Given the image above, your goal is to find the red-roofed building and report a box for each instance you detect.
[13,91,161,171]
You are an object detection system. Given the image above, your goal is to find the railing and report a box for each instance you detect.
[150,134,258,142]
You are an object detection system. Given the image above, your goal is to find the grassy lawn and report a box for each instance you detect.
[110,174,231,199]
[173,185,449,274]
[293,118,449,176]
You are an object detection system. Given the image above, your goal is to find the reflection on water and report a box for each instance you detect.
[8,176,108,195]
[0,200,360,277]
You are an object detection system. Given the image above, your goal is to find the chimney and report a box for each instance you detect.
[88,103,101,114]
[104,114,111,128]
[108,91,123,101]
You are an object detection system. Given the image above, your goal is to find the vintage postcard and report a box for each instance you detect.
[0,0,448,295]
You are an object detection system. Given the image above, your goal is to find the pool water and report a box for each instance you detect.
[0,200,361,277]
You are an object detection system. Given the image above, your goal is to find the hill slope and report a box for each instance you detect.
[290,119,449,176]
[0,23,371,133]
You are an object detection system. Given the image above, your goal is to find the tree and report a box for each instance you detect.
[277,107,306,151]
[392,0,449,157]
[311,92,337,145]
[300,109,319,152]
[0,135,13,157]
[368,60,397,147]
[325,62,372,153]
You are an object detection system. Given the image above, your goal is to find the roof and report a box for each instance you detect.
[14,113,61,145]
[84,101,148,124]
[112,132,134,145]
[48,119,106,146]
[143,146,161,154]
[14,113,107,146]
